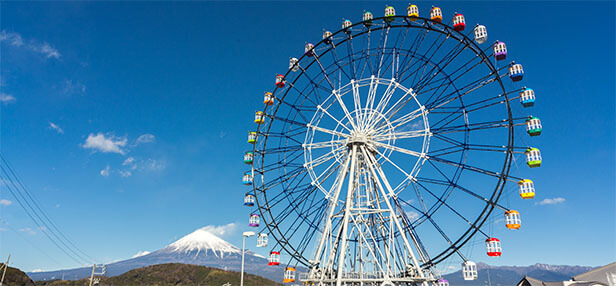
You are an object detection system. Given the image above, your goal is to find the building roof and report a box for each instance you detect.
[573,262,616,286]
[518,276,549,286]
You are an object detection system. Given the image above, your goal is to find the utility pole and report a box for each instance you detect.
[88,264,106,286]
[0,254,11,286]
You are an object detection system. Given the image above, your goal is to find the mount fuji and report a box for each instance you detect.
[27,227,287,282]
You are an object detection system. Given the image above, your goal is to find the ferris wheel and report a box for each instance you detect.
[241,4,541,286]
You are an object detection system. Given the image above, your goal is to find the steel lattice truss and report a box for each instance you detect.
[244,12,538,286]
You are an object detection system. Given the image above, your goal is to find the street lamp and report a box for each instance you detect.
[241,231,255,286]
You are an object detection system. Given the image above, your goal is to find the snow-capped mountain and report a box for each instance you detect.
[167,227,241,258]
[27,227,287,282]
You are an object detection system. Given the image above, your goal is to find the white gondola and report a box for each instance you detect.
[289,58,299,72]
[257,233,268,247]
[474,25,487,44]
[437,279,449,286]
[363,11,374,26]
[323,30,332,43]
[342,19,352,31]
[462,261,478,280]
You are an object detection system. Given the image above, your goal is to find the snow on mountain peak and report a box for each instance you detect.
[167,227,240,258]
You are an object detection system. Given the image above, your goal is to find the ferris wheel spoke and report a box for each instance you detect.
[302,139,347,150]
[285,81,322,107]
[332,90,360,130]
[261,165,307,190]
[415,177,509,212]
[358,30,374,78]
[308,123,351,138]
[402,31,452,86]
[372,128,429,142]
[311,160,343,194]
[395,26,429,80]
[421,70,500,111]
[260,144,304,155]
[316,105,354,133]
[408,180,482,264]
[371,141,423,158]
[346,34,359,79]
[397,21,447,82]
[304,145,346,170]
[419,49,486,105]
[359,75,377,125]
[329,44,353,84]
[350,79,364,128]
[370,148,422,196]
[313,55,337,90]
[412,44,467,94]
[368,86,422,132]
[360,145,426,271]
[365,78,398,127]
[278,190,326,252]
[376,26,391,78]
[371,107,424,135]
[425,154,520,181]
[390,25,410,78]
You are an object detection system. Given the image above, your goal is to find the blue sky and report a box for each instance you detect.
[0,1,614,273]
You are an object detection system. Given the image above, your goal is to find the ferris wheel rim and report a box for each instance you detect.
[251,14,514,268]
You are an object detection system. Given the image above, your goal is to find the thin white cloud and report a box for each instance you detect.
[0,93,16,104]
[142,159,165,171]
[0,30,60,59]
[536,197,566,206]
[201,223,238,238]
[122,157,135,166]
[0,30,23,46]
[0,199,12,206]
[100,165,110,177]
[136,134,155,145]
[62,80,86,95]
[19,227,36,235]
[81,133,127,154]
[132,250,150,258]
[48,122,64,134]
[405,211,420,221]
[119,170,132,178]
[31,269,44,273]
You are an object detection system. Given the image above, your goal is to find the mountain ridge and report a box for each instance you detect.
[27,227,287,282]
[443,262,594,286]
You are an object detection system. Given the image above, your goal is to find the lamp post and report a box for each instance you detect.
[241,231,255,286]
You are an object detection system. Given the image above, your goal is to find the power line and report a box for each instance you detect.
[0,154,99,263]
[0,219,65,268]
[0,156,94,266]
